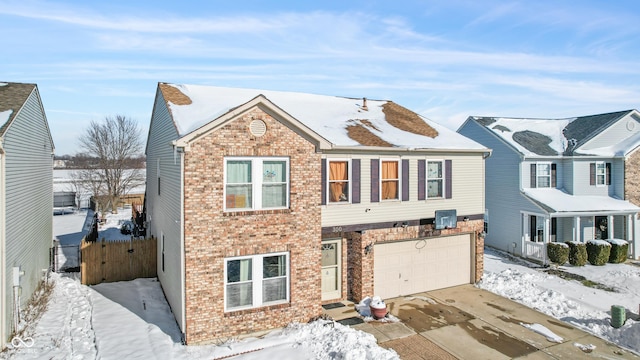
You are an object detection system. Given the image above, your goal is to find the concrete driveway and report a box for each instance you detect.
[323,285,639,359]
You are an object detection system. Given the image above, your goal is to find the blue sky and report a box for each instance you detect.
[3,0,640,155]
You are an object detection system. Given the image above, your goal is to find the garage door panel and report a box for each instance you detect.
[374,234,472,299]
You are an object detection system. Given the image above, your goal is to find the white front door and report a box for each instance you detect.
[321,239,341,301]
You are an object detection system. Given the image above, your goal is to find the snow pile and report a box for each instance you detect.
[2,274,398,360]
[479,248,640,355]
[520,323,563,343]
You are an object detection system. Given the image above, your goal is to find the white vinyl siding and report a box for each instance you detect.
[321,152,485,228]
[2,87,53,341]
[146,89,185,333]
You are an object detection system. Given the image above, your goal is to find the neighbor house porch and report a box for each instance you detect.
[520,189,640,263]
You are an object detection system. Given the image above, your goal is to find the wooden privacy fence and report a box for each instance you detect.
[81,237,157,285]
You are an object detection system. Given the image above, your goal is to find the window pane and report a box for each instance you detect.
[537,164,550,176]
[227,160,251,183]
[263,255,286,278]
[262,277,286,302]
[427,162,442,179]
[537,177,550,188]
[382,161,398,180]
[329,161,349,202]
[227,283,253,308]
[262,184,286,208]
[427,179,443,198]
[227,259,252,283]
[263,161,286,183]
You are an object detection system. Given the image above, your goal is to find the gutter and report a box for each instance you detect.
[0,144,5,347]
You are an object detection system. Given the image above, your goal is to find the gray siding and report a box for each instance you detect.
[572,159,612,196]
[146,91,185,333]
[320,152,485,227]
[561,158,574,194]
[581,114,640,151]
[612,159,624,199]
[2,88,53,341]
[459,120,539,256]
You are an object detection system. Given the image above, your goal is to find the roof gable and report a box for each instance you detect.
[0,82,36,136]
[470,109,638,157]
[159,83,487,152]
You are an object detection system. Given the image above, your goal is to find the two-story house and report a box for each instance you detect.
[0,82,54,346]
[145,83,489,344]
[458,110,640,264]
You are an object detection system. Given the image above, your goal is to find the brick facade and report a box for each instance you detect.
[323,220,485,303]
[626,150,640,208]
[182,107,322,344]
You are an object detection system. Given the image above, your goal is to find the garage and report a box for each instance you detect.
[373,234,474,299]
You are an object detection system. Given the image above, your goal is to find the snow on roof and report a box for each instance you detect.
[475,116,575,156]
[162,83,487,151]
[0,110,12,126]
[523,188,640,213]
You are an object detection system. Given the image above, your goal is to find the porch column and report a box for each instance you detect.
[630,214,639,260]
[608,215,614,239]
[573,216,581,242]
[544,217,550,243]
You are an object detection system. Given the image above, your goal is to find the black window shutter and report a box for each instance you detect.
[530,164,536,188]
[606,162,611,185]
[590,163,596,185]
[530,216,536,241]
[371,159,379,202]
[352,159,361,204]
[321,159,327,205]
[417,160,426,200]
[551,164,557,188]
[445,160,452,199]
[402,159,409,201]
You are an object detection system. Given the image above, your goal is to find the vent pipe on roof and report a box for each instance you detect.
[362,97,368,111]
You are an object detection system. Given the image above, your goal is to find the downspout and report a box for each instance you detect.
[179,148,186,343]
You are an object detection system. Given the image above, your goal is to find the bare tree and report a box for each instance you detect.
[78,115,144,214]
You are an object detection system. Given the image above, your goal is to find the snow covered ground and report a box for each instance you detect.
[479,247,640,355]
[5,210,640,358]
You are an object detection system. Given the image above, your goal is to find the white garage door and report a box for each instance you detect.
[373,234,473,300]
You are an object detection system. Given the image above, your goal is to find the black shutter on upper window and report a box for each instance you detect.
[445,160,452,199]
[590,163,596,185]
[371,159,379,203]
[530,164,537,188]
[352,159,361,204]
[551,164,557,188]
[606,162,611,185]
[417,160,426,200]
[321,159,327,205]
[402,159,409,201]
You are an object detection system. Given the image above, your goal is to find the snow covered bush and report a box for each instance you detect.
[586,240,611,266]
[566,241,587,266]
[607,239,629,264]
[546,242,569,266]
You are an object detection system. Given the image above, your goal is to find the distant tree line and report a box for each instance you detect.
[54,153,145,169]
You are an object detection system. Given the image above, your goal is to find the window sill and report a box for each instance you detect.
[224,208,291,216]
[224,301,290,316]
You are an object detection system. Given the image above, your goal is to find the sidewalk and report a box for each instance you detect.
[323,285,639,359]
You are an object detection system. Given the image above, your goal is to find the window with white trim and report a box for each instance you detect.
[328,160,350,203]
[380,160,399,200]
[225,157,289,211]
[536,162,551,188]
[595,162,606,186]
[225,252,289,311]
[427,160,444,198]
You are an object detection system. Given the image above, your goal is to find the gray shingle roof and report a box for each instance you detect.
[0,82,36,136]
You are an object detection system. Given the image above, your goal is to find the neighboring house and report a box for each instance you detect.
[0,82,54,345]
[458,110,640,263]
[145,82,489,344]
